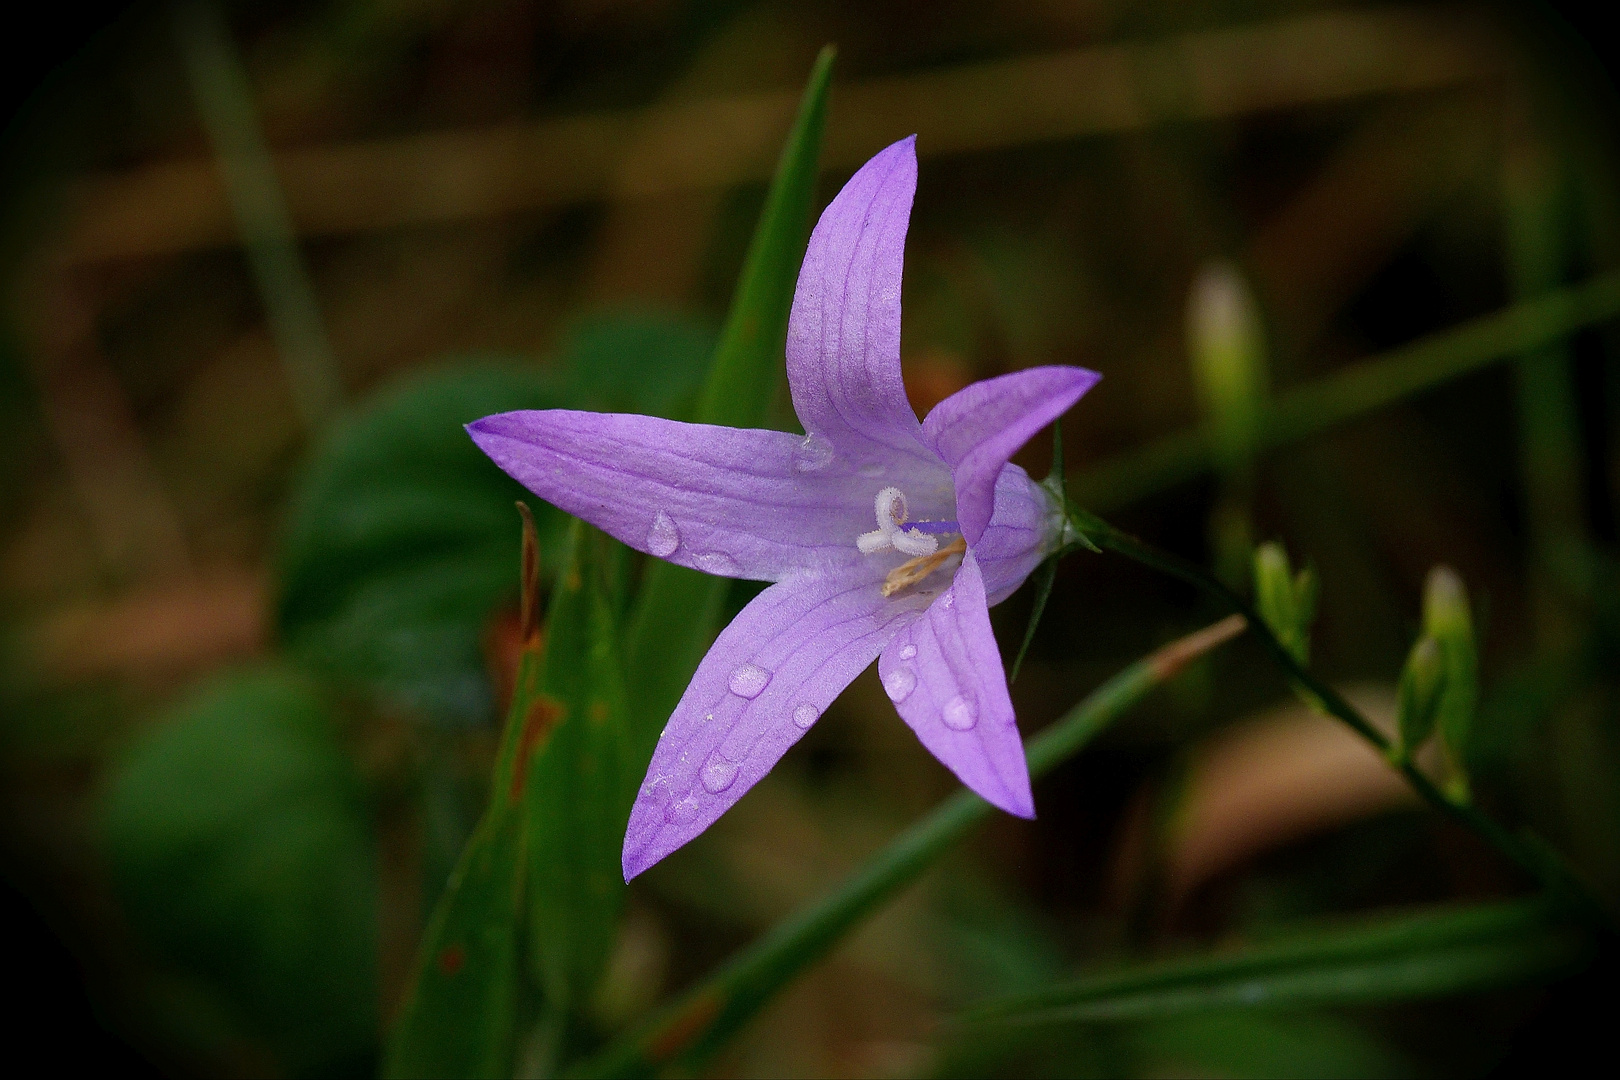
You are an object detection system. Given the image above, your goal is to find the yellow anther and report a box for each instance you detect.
[881,537,967,597]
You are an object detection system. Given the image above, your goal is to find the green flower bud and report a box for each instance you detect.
[1188,261,1268,478]
[1253,541,1313,665]
[1397,635,1446,752]
[1421,566,1478,796]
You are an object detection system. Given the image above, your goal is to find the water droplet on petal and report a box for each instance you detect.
[694,551,739,575]
[639,775,671,804]
[728,663,771,699]
[942,695,978,730]
[667,797,699,825]
[792,433,835,473]
[940,592,955,610]
[701,757,739,793]
[646,511,679,557]
[792,703,820,729]
[859,461,885,477]
[884,666,916,702]
[898,644,917,660]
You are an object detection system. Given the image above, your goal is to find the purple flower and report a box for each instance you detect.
[468,137,1099,879]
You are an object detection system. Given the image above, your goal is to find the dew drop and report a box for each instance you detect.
[645,511,680,557]
[728,663,771,699]
[792,703,820,729]
[940,592,955,610]
[701,757,739,793]
[667,797,700,825]
[639,775,671,804]
[898,644,917,660]
[792,433,835,473]
[694,551,739,575]
[942,695,978,731]
[859,461,886,477]
[883,666,917,702]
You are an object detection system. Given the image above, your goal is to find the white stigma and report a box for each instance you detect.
[856,486,938,557]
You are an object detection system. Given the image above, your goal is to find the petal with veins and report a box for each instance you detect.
[623,568,930,879]
[786,136,938,471]
[468,410,872,582]
[879,550,1035,817]
[922,365,1101,544]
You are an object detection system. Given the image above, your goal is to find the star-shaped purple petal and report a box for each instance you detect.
[468,136,1100,880]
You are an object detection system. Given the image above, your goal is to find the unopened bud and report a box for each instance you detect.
[1189,261,1268,476]
[1253,541,1312,665]
[1421,566,1478,792]
[1397,636,1446,752]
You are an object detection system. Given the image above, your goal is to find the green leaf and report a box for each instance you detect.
[386,511,549,1078]
[277,362,567,725]
[526,521,632,1014]
[384,793,527,1079]
[1128,1012,1408,1079]
[956,898,1591,1034]
[624,47,835,757]
[101,667,377,1075]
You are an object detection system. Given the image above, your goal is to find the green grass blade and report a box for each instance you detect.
[956,898,1592,1034]
[383,800,527,1078]
[171,0,339,431]
[526,522,633,1014]
[384,512,552,1079]
[695,44,836,429]
[1076,272,1620,511]
[623,47,835,758]
[568,616,1247,1077]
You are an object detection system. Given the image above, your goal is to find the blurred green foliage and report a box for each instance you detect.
[100,667,377,1074]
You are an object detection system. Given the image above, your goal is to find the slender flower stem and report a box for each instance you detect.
[1065,502,1616,929]
[570,615,1248,1077]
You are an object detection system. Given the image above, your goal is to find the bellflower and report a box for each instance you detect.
[468,137,1099,879]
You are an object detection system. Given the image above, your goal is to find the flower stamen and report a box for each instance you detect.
[882,536,967,596]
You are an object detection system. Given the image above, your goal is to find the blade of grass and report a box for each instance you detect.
[525,522,633,1018]
[569,614,1248,1077]
[623,48,835,759]
[954,897,1591,1032]
[171,0,339,431]
[384,508,550,1079]
[1075,272,1620,511]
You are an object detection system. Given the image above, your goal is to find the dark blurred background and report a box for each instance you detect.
[4,2,1619,1075]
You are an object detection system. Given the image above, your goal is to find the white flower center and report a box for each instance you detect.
[856,487,939,557]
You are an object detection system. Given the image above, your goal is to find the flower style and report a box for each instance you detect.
[468,137,1099,879]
